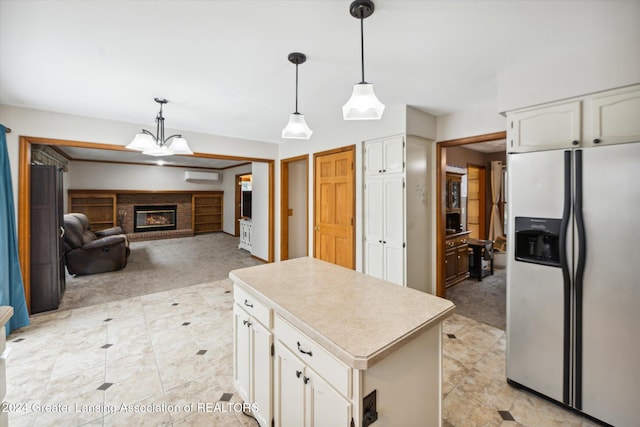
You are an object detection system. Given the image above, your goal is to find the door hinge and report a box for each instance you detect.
[351,162,354,170]
[510,120,513,129]
[271,343,274,357]
[351,218,354,226]
[403,242,406,248]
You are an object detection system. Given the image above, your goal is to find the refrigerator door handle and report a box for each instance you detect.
[574,149,586,410]
[559,150,572,405]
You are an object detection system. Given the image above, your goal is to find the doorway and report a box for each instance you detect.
[280,155,308,261]
[313,146,355,269]
[235,173,252,236]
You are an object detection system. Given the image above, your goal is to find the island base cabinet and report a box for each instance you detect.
[358,324,442,427]
[233,304,273,427]
[275,342,352,427]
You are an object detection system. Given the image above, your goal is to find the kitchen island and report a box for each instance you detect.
[230,257,454,427]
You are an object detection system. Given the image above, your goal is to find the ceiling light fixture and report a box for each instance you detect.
[342,0,385,120]
[126,98,193,156]
[282,52,313,139]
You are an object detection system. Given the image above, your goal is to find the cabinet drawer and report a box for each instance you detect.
[234,285,271,328]
[275,315,351,398]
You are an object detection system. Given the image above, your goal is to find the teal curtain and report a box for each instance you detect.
[0,125,30,334]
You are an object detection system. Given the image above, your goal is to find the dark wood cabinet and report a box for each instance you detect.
[445,231,470,288]
[30,165,65,313]
[446,173,462,213]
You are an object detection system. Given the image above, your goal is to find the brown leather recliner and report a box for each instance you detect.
[63,213,130,276]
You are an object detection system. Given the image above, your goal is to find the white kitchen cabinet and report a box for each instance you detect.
[274,342,351,427]
[364,176,405,285]
[364,135,404,175]
[233,287,272,427]
[363,135,429,292]
[507,85,640,153]
[231,258,453,427]
[584,86,640,147]
[238,219,252,251]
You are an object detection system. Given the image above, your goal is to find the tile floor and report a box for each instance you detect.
[5,279,600,426]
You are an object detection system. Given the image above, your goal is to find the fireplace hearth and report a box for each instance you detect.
[133,205,177,233]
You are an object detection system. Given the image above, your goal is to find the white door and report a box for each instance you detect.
[364,178,384,280]
[252,321,273,427]
[233,305,251,403]
[383,176,405,285]
[506,149,567,403]
[275,343,306,427]
[383,137,404,174]
[579,143,640,427]
[307,368,351,427]
[364,140,383,175]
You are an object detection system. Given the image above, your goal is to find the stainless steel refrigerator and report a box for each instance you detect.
[506,141,640,427]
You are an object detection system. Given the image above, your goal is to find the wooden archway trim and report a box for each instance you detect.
[18,136,276,313]
[435,131,506,298]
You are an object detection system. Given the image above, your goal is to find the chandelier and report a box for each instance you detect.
[126,98,193,156]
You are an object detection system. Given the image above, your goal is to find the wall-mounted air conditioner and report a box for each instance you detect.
[184,171,222,183]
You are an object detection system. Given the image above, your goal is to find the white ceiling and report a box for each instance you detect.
[1,0,637,147]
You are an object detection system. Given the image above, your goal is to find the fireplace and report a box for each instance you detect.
[133,205,177,233]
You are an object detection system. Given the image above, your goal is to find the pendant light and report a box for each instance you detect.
[342,0,385,120]
[126,98,193,156]
[282,52,313,139]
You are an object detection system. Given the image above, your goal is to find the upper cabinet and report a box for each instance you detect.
[507,85,640,153]
[445,173,462,213]
[364,136,405,175]
[584,86,640,147]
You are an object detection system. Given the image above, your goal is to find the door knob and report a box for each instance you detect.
[314,226,320,231]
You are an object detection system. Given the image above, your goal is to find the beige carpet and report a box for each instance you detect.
[446,267,506,330]
[58,233,263,312]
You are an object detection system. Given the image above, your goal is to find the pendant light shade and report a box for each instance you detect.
[282,52,313,140]
[342,82,385,120]
[126,98,193,156]
[343,0,385,120]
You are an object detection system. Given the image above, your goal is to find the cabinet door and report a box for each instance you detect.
[383,137,404,174]
[233,305,251,403]
[307,368,352,427]
[445,248,457,285]
[364,178,384,280]
[508,101,581,153]
[252,320,273,427]
[585,86,640,147]
[383,176,405,285]
[364,140,383,175]
[275,343,306,427]
[456,245,469,277]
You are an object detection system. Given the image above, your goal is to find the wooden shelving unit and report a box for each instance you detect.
[192,192,223,234]
[68,190,117,231]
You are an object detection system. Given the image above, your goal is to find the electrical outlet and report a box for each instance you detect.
[362,390,378,427]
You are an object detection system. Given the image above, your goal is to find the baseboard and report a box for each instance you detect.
[251,255,269,263]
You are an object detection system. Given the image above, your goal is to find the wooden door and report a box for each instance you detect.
[314,147,355,269]
[466,165,486,239]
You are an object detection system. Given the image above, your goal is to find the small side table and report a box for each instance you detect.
[468,238,494,281]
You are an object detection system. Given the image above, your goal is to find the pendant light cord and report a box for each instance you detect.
[295,63,299,113]
[360,16,366,83]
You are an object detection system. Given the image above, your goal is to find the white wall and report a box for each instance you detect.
[67,161,224,192]
[436,99,506,142]
[222,164,252,235]
[250,162,269,261]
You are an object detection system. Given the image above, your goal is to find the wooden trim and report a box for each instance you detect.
[18,137,31,312]
[280,154,309,261]
[235,174,242,236]
[439,131,507,147]
[69,158,251,171]
[436,131,506,298]
[268,160,275,263]
[312,145,356,268]
[251,254,269,264]
[17,135,277,310]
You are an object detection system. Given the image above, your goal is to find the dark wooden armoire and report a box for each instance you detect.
[30,164,65,313]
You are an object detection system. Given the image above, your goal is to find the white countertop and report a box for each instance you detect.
[0,306,14,329]
[230,257,455,369]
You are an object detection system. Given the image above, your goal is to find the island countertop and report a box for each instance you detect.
[229,257,455,369]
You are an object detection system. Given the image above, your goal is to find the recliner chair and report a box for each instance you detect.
[63,213,130,275]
